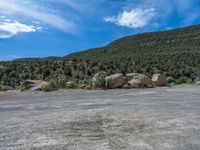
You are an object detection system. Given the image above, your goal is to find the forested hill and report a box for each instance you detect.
[67,24,200,61]
[1,24,200,88]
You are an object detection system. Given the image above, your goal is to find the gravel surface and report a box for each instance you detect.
[0,86,200,150]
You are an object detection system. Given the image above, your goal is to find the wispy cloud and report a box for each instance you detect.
[0,0,76,33]
[0,0,200,38]
[104,8,156,29]
[127,0,200,26]
[0,55,21,61]
[0,20,40,38]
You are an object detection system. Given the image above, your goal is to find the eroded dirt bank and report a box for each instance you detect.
[0,87,200,150]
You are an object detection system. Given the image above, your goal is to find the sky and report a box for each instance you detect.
[0,0,200,60]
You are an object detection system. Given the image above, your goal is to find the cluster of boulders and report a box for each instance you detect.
[93,72,168,89]
[18,73,199,92]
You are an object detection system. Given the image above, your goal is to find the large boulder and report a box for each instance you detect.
[152,74,167,86]
[105,73,125,89]
[21,80,48,91]
[127,73,152,88]
[31,82,48,91]
[196,81,200,85]
[126,73,141,81]
[92,72,107,88]
[128,79,144,88]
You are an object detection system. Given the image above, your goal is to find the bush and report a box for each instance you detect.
[186,79,193,84]
[66,81,78,89]
[57,79,67,89]
[42,80,57,92]
[0,85,10,91]
[167,76,176,83]
[176,77,193,84]
[176,77,187,84]
[84,79,93,90]
[92,72,106,89]
[169,82,176,86]
[20,84,33,91]
[93,77,105,89]
[20,81,34,91]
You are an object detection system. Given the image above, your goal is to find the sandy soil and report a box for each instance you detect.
[0,86,200,150]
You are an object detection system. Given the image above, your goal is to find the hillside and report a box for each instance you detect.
[1,24,200,88]
[67,24,200,60]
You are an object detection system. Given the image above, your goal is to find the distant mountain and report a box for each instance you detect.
[1,24,200,88]
[14,56,63,62]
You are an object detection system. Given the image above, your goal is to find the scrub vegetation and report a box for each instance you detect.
[0,24,200,89]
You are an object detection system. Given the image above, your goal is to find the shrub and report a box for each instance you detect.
[20,84,33,91]
[92,72,106,89]
[20,81,34,91]
[57,79,67,89]
[42,80,57,92]
[84,79,93,90]
[176,77,187,84]
[93,77,105,89]
[186,79,193,84]
[66,81,78,89]
[0,85,10,91]
[176,77,194,84]
[167,76,176,83]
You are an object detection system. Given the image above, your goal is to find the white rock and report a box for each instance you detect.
[127,73,152,88]
[105,73,125,89]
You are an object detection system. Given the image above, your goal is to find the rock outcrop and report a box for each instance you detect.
[126,73,140,81]
[152,74,167,86]
[105,73,125,89]
[127,73,152,88]
[21,80,48,91]
[196,81,200,85]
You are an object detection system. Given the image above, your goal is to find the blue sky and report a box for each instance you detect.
[0,0,200,60]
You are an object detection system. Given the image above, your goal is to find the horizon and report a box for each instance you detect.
[1,0,200,60]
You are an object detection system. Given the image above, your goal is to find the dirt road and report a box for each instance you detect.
[0,86,200,150]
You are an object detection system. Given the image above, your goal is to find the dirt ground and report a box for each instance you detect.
[0,86,200,150]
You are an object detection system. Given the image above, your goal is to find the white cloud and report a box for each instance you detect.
[1,16,6,19]
[0,55,21,61]
[4,19,11,22]
[32,21,40,25]
[104,8,156,29]
[0,21,40,38]
[36,27,43,31]
[0,0,76,33]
